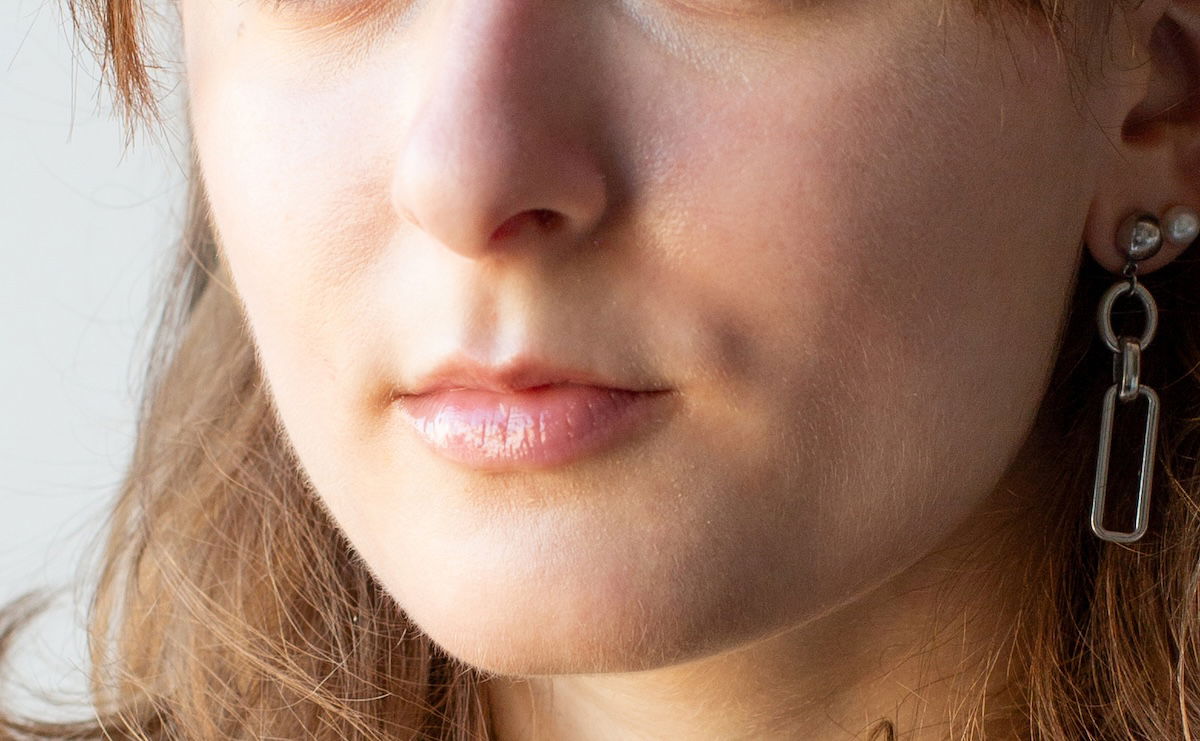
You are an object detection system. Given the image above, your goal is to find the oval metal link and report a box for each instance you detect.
[1097,281,1158,353]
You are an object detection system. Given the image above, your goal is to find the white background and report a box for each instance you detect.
[2,0,185,717]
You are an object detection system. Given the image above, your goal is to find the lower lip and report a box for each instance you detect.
[395,384,674,471]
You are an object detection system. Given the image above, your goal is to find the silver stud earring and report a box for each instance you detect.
[1090,211,1165,543]
[1163,204,1200,248]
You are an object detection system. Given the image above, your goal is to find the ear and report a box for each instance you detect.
[1083,0,1200,275]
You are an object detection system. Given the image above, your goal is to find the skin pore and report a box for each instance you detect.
[180,0,1199,737]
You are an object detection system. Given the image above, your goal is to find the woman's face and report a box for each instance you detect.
[183,0,1116,673]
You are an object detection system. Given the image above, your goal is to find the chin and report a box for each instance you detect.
[388,559,782,678]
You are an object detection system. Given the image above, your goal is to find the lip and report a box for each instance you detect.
[395,384,676,471]
[402,354,660,395]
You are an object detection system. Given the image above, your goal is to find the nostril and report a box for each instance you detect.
[531,209,561,230]
[490,209,564,241]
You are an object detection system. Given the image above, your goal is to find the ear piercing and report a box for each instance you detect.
[1088,203,1195,543]
[1114,212,1164,262]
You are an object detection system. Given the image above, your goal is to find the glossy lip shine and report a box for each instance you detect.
[395,384,674,471]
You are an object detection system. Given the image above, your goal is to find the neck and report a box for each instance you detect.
[484,491,1042,740]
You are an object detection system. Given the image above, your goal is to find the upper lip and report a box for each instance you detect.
[401,353,658,395]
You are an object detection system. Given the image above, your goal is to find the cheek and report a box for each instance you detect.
[187,37,403,403]
[627,11,1093,557]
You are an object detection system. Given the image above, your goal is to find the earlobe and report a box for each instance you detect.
[1082,1,1200,274]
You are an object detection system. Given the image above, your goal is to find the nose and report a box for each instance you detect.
[391,1,611,260]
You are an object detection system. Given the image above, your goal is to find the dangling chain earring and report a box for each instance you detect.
[1091,205,1199,543]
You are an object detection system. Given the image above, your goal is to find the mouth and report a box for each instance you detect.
[394,382,677,472]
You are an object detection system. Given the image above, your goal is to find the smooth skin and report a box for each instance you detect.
[181,0,1200,737]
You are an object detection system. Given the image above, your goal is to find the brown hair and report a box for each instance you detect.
[3,0,1198,737]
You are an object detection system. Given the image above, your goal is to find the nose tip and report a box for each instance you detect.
[392,117,609,258]
[388,5,609,261]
